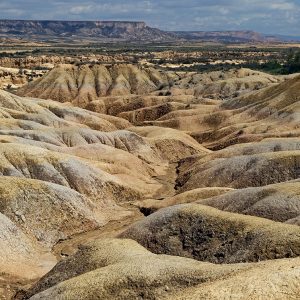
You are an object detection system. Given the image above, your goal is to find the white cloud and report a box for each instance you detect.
[270,2,295,10]
[70,5,93,14]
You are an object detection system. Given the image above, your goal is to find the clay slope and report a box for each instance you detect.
[129,126,210,161]
[18,64,171,107]
[198,180,300,225]
[0,91,140,286]
[121,204,300,263]
[0,89,211,292]
[224,73,300,112]
[195,75,300,149]
[176,151,300,190]
[172,257,300,300]
[0,212,56,281]
[134,187,234,216]
[121,71,295,131]
[166,68,283,100]
[17,66,286,127]
[127,73,299,149]
[187,68,283,99]
[136,138,300,218]
[23,238,300,300]
[0,89,130,131]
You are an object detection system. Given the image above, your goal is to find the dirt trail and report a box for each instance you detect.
[151,162,178,200]
[53,211,143,259]
[4,160,181,299]
[53,162,179,259]
[0,275,31,300]
[4,162,180,298]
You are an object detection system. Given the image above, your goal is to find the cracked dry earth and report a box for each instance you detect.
[0,64,300,299]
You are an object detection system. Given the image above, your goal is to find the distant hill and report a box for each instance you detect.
[172,30,279,43]
[264,34,300,42]
[0,20,176,41]
[0,20,296,43]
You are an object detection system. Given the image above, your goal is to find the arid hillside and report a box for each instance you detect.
[22,239,300,300]
[18,64,291,113]
[18,64,172,107]
[0,62,299,299]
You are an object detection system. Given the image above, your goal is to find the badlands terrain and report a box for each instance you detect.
[0,58,299,299]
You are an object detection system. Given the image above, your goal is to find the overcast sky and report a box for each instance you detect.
[1,0,300,35]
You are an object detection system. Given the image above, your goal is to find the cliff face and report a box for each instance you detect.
[0,20,173,41]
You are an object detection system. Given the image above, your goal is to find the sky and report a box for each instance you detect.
[1,0,300,36]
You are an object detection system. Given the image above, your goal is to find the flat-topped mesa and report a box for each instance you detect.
[0,20,146,30]
[94,21,147,28]
[0,20,170,40]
